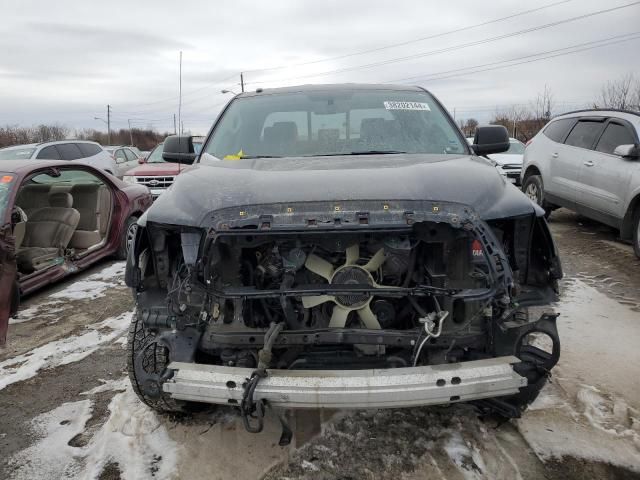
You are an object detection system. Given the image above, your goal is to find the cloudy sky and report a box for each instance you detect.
[1,0,639,135]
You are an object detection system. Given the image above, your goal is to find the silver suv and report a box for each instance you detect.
[521,109,640,257]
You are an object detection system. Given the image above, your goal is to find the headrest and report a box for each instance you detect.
[49,192,73,208]
[71,183,100,193]
[318,129,340,143]
[266,122,298,142]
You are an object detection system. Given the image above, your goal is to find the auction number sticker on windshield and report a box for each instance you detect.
[383,101,431,111]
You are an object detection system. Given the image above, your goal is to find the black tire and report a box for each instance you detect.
[522,174,552,218]
[127,309,191,413]
[633,208,640,259]
[116,216,138,260]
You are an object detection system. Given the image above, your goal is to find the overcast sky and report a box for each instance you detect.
[1,0,639,135]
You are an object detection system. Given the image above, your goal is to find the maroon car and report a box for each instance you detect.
[0,160,152,345]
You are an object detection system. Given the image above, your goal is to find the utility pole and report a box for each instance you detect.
[173,114,177,134]
[181,121,184,135]
[178,51,182,136]
[453,107,456,120]
[240,72,245,93]
[107,104,111,146]
[127,119,134,146]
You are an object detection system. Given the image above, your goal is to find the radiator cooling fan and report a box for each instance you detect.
[302,244,392,329]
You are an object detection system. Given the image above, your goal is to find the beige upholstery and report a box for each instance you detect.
[48,191,73,208]
[15,184,51,217]
[17,247,60,272]
[13,222,26,249]
[98,186,113,238]
[18,192,80,273]
[69,184,112,249]
[69,184,101,249]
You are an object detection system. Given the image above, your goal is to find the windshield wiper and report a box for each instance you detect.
[237,155,283,159]
[306,150,408,157]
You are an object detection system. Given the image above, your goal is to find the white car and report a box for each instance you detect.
[103,145,143,177]
[467,136,525,185]
[0,140,118,177]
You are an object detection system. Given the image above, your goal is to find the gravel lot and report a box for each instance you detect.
[0,208,638,480]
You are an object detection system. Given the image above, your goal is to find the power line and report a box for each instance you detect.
[244,1,640,86]
[388,31,640,84]
[242,0,574,74]
[112,72,238,112]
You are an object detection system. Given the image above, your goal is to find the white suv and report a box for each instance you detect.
[521,109,640,257]
[0,140,118,177]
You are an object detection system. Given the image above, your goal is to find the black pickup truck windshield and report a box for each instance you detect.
[203,89,466,160]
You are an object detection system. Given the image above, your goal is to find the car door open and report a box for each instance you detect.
[0,174,19,346]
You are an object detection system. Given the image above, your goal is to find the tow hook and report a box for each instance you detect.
[239,322,292,446]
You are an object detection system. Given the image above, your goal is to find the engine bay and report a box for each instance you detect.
[139,222,509,370]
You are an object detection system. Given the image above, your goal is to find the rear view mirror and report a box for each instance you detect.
[613,144,640,159]
[471,125,510,156]
[162,135,197,164]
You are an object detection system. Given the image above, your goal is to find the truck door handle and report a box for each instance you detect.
[551,153,559,158]
[583,161,594,167]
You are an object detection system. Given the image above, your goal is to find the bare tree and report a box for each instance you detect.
[76,128,169,150]
[464,118,478,136]
[594,73,638,110]
[489,86,556,142]
[530,84,554,121]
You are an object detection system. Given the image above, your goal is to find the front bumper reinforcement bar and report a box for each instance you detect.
[164,356,526,409]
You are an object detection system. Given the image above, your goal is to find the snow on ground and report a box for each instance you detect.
[517,382,640,472]
[516,278,640,472]
[80,377,129,396]
[551,278,640,402]
[7,399,93,479]
[7,382,179,480]
[49,261,126,301]
[0,311,132,391]
[9,262,126,324]
[9,301,65,324]
[81,385,180,480]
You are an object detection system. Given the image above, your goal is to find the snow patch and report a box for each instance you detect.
[9,301,65,324]
[0,311,133,391]
[49,261,126,301]
[81,385,180,480]
[8,399,93,479]
[518,382,640,472]
[8,385,179,480]
[517,279,640,471]
[81,377,129,396]
[444,431,487,480]
[51,279,115,301]
[88,261,126,280]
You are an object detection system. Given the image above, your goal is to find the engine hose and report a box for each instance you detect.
[403,244,419,288]
[240,322,286,436]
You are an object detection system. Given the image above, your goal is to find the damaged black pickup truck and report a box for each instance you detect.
[125,84,562,438]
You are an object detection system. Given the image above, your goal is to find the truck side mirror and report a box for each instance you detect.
[472,125,510,156]
[162,135,197,164]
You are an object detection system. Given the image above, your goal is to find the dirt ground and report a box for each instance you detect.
[0,208,639,480]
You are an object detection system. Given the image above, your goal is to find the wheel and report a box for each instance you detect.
[633,208,640,259]
[127,309,193,413]
[116,216,138,260]
[522,174,552,218]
